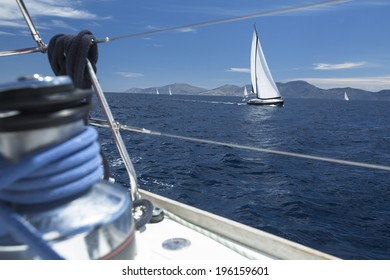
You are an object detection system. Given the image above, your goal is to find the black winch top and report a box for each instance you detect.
[0,75,92,132]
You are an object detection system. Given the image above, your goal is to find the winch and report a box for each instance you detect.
[0,74,136,259]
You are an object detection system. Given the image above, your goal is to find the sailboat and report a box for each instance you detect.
[4,0,375,261]
[344,91,349,101]
[156,88,160,95]
[242,86,249,101]
[247,26,284,106]
[169,87,173,95]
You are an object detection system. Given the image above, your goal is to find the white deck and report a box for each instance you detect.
[134,216,273,260]
[137,189,338,260]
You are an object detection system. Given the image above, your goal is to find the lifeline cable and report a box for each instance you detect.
[89,118,390,172]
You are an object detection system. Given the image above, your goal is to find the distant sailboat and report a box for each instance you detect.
[344,91,349,101]
[169,87,173,95]
[156,88,160,95]
[247,25,284,106]
[242,86,249,101]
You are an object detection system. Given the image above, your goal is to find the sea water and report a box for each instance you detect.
[91,93,390,260]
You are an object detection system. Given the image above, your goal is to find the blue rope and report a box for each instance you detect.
[0,126,103,259]
[0,126,102,203]
[0,203,64,260]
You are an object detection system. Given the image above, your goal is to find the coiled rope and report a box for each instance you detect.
[133,199,154,230]
[47,30,98,89]
[0,127,102,204]
[0,126,103,259]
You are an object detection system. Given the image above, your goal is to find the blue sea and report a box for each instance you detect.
[92,93,390,260]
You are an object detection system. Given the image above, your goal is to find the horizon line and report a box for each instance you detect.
[119,79,389,93]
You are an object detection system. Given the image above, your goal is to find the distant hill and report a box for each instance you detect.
[199,84,244,96]
[125,83,206,95]
[125,80,390,101]
[277,81,390,101]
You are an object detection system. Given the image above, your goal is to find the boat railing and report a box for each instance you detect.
[86,59,140,200]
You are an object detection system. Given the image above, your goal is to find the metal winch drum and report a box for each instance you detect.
[0,75,136,259]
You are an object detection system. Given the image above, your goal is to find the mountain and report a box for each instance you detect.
[125,81,390,101]
[277,81,320,99]
[199,84,243,96]
[125,83,206,95]
[277,81,390,101]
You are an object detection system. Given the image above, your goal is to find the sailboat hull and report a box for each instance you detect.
[247,98,284,106]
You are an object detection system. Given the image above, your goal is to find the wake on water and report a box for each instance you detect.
[172,98,242,106]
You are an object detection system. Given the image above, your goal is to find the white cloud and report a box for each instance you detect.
[177,27,197,33]
[0,30,16,35]
[115,72,144,78]
[290,76,390,91]
[313,61,367,70]
[0,0,101,29]
[147,24,196,34]
[160,0,350,17]
[45,20,77,31]
[0,19,26,28]
[146,25,159,30]
[226,68,250,73]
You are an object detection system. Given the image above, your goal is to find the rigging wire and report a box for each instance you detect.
[96,0,347,43]
[89,118,390,172]
[0,0,347,56]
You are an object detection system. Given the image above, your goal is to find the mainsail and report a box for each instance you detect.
[250,26,281,100]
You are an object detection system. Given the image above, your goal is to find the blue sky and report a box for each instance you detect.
[0,0,389,92]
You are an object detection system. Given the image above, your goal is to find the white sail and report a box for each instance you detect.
[344,91,349,101]
[169,87,172,95]
[250,27,281,100]
[156,88,160,95]
[244,86,248,97]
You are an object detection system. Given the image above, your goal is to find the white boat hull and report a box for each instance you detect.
[247,98,284,106]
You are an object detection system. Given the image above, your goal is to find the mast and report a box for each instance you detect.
[250,26,259,95]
